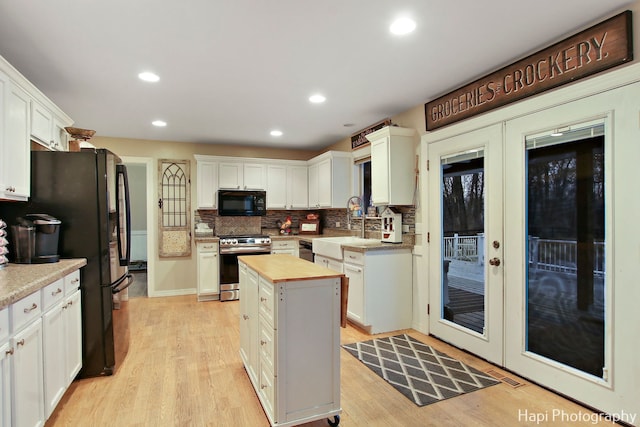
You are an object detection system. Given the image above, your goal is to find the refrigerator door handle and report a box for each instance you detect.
[115,164,132,267]
[111,273,133,294]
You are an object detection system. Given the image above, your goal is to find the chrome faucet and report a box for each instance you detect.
[346,196,365,238]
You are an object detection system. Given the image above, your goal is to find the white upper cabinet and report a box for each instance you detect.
[1,53,73,202]
[30,99,70,151]
[307,151,351,208]
[218,162,243,189]
[195,156,218,209]
[1,76,31,201]
[287,165,308,209]
[366,126,416,206]
[218,162,266,190]
[243,163,266,190]
[266,165,287,208]
[266,164,308,209]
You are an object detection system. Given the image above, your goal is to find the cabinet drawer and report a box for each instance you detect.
[259,362,275,420]
[258,278,275,328]
[259,319,275,375]
[0,306,8,341]
[64,270,81,296]
[197,242,218,253]
[42,278,65,310]
[343,250,364,265]
[11,290,42,332]
[271,240,295,250]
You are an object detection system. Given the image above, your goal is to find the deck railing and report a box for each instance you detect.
[443,233,605,275]
[528,237,605,276]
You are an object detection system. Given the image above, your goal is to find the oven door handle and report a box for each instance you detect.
[219,246,272,254]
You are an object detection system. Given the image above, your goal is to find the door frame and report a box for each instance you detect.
[121,156,155,297]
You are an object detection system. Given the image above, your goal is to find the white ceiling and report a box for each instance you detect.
[0,1,633,150]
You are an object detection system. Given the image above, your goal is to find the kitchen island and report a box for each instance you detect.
[238,254,343,427]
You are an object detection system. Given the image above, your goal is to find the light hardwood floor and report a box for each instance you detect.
[46,295,607,426]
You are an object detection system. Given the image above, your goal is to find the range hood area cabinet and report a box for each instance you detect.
[308,151,352,209]
[366,126,416,206]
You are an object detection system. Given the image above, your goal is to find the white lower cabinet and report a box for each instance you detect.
[12,318,45,427]
[196,241,220,301]
[42,298,66,419]
[270,239,298,257]
[1,339,11,427]
[342,248,412,334]
[239,259,341,427]
[239,263,258,385]
[2,268,82,427]
[42,286,82,418]
[314,254,343,273]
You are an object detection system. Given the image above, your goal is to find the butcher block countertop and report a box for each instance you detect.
[0,259,87,309]
[238,254,343,283]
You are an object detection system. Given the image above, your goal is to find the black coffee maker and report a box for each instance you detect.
[11,214,61,263]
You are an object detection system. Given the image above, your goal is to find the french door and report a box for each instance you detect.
[428,82,640,416]
[428,123,504,364]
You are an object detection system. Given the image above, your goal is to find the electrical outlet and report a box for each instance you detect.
[336,221,341,228]
[402,225,410,233]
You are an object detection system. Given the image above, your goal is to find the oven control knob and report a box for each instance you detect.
[231,238,238,245]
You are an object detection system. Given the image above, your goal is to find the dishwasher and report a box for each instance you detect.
[299,240,314,262]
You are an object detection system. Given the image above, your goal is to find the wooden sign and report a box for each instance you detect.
[351,118,392,149]
[425,11,633,131]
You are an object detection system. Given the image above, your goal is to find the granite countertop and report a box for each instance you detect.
[340,241,414,253]
[238,254,343,283]
[0,259,87,309]
[270,233,414,252]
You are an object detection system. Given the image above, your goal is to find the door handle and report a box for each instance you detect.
[489,257,501,266]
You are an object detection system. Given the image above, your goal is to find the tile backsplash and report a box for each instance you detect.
[195,206,415,237]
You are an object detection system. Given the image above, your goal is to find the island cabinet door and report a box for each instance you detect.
[275,278,341,424]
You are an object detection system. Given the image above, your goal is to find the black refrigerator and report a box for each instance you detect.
[1,148,132,378]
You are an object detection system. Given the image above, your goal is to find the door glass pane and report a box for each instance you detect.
[441,151,485,333]
[526,127,605,378]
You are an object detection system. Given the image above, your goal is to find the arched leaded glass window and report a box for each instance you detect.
[158,159,191,257]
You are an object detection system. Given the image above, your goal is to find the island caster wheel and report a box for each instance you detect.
[327,415,340,426]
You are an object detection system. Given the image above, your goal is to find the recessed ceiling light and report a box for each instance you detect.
[309,94,326,104]
[138,72,160,82]
[152,120,167,127]
[390,17,416,35]
[270,130,283,137]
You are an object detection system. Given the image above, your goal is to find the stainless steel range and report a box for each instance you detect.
[219,234,271,301]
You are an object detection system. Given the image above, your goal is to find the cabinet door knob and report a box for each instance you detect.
[5,348,14,356]
[260,340,267,346]
[52,288,63,296]
[17,339,25,347]
[261,384,268,389]
[243,314,249,320]
[489,257,501,266]
[260,297,267,302]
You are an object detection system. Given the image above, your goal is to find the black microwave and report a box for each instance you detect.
[217,190,267,216]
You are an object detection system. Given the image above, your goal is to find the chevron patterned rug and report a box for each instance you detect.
[342,334,499,406]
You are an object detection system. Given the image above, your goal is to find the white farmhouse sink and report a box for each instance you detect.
[312,237,381,260]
